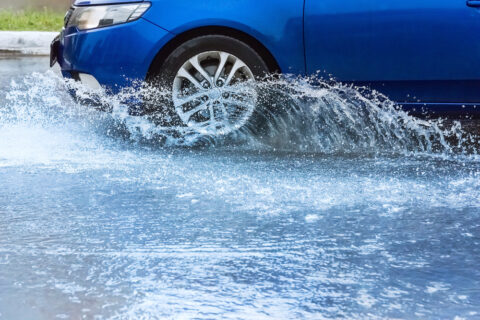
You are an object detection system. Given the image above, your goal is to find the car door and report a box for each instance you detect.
[304,0,480,105]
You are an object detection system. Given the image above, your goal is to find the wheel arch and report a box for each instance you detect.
[146,26,281,80]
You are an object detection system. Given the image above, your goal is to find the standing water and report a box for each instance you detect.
[0,56,479,319]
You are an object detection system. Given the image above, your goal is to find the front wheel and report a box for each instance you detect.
[147,35,270,136]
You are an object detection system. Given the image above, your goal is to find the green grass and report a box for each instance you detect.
[0,8,64,31]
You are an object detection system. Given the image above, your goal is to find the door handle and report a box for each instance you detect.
[467,0,480,7]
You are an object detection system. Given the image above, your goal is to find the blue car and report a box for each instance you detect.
[52,0,480,135]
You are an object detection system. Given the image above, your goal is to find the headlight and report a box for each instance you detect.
[67,3,151,31]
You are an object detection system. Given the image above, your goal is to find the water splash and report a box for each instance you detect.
[0,71,477,155]
[246,77,477,155]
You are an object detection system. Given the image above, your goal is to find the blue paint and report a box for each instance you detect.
[57,0,480,114]
[304,0,480,104]
[59,18,173,90]
[74,0,143,6]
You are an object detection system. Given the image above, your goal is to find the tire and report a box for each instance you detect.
[145,35,270,135]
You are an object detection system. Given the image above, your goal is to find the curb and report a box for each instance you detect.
[0,31,58,56]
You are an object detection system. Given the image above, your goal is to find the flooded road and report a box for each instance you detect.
[0,56,479,319]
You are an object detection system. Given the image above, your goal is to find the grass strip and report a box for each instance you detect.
[0,8,64,31]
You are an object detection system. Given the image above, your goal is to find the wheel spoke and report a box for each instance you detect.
[182,101,209,122]
[218,102,229,121]
[173,91,206,107]
[221,98,255,110]
[189,56,213,86]
[214,52,230,82]
[177,67,203,89]
[223,86,255,94]
[225,59,247,85]
[222,90,255,102]
[208,103,215,123]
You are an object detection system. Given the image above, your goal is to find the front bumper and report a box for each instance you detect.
[51,17,173,93]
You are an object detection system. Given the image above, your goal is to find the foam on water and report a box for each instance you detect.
[0,72,140,169]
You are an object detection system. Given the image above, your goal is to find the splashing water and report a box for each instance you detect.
[249,77,477,155]
[1,70,477,155]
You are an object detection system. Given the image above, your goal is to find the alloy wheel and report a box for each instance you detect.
[172,51,257,135]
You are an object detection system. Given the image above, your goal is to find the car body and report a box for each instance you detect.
[53,0,480,118]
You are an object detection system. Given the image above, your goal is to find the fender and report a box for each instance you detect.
[143,0,305,75]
